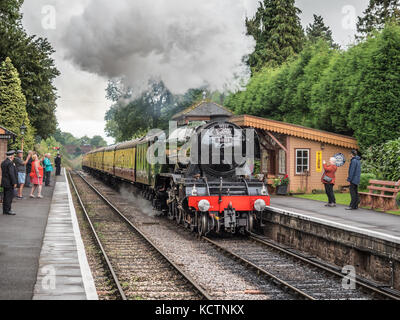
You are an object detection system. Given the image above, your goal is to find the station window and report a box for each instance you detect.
[278,149,286,174]
[295,149,309,174]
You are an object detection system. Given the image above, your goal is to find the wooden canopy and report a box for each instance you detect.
[231,115,358,149]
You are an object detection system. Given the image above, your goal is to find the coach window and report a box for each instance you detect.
[295,149,309,174]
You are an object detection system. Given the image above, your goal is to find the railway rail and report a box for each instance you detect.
[68,171,211,300]
[203,235,400,300]
[73,171,400,300]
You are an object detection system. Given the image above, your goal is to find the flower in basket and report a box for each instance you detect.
[281,174,290,186]
[273,175,290,187]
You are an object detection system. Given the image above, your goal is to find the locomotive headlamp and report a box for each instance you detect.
[198,199,211,212]
[254,199,266,212]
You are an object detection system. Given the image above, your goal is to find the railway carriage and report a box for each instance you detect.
[83,120,270,235]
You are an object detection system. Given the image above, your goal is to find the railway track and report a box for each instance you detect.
[68,171,211,300]
[203,235,400,300]
[74,171,400,300]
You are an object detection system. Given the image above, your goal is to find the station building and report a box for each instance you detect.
[230,115,358,194]
[172,101,359,194]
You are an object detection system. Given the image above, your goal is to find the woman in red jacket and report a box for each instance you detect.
[322,157,338,207]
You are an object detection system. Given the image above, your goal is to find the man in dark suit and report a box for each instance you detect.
[55,153,62,176]
[1,150,18,215]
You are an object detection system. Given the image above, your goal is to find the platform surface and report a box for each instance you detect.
[0,172,55,300]
[270,195,400,243]
[33,169,97,300]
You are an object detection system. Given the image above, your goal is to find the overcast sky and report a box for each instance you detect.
[21,0,369,144]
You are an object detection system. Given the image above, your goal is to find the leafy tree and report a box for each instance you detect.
[225,66,285,120]
[348,24,400,148]
[0,57,34,151]
[281,41,338,126]
[310,53,353,135]
[79,135,91,146]
[228,24,400,155]
[0,0,23,26]
[90,135,107,148]
[306,14,338,49]
[246,0,304,72]
[362,138,400,181]
[104,81,204,142]
[0,0,60,138]
[357,0,400,37]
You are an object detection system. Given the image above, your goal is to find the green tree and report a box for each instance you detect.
[90,135,107,148]
[0,0,60,139]
[0,0,23,26]
[105,82,204,142]
[281,41,338,126]
[306,14,338,49]
[363,138,400,181]
[246,0,304,72]
[348,24,400,148]
[357,0,400,37]
[0,57,34,151]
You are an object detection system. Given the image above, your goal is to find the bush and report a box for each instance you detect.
[363,138,400,182]
[359,173,376,191]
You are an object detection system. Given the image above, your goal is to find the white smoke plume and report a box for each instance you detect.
[62,0,256,94]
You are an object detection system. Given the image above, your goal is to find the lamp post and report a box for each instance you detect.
[20,122,26,152]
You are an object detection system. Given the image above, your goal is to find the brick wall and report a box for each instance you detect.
[288,136,353,193]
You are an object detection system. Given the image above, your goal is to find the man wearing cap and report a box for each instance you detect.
[14,150,32,199]
[1,151,18,215]
[55,153,62,176]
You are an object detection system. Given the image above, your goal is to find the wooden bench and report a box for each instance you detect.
[359,179,400,211]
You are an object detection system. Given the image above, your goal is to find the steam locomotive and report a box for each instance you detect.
[82,120,270,235]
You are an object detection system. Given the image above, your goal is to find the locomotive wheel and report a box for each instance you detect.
[246,213,256,233]
[198,213,208,236]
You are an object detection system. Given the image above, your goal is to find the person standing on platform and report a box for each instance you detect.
[43,153,53,187]
[346,150,362,211]
[14,150,32,199]
[29,154,44,199]
[55,153,62,176]
[25,151,33,187]
[322,157,338,207]
[1,151,18,215]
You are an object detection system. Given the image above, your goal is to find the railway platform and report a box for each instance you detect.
[261,196,400,291]
[270,196,400,241]
[0,169,97,300]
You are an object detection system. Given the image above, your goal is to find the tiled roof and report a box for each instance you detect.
[0,126,16,136]
[231,115,358,149]
[172,100,233,120]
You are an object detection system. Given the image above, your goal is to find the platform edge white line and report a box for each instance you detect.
[65,168,99,300]
[269,206,400,245]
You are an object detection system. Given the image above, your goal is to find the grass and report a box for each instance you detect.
[293,192,400,216]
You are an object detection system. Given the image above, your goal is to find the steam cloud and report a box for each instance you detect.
[62,0,256,94]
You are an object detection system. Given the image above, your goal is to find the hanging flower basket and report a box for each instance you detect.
[272,175,290,195]
[276,185,288,195]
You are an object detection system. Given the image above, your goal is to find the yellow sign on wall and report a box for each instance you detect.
[316,151,322,172]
